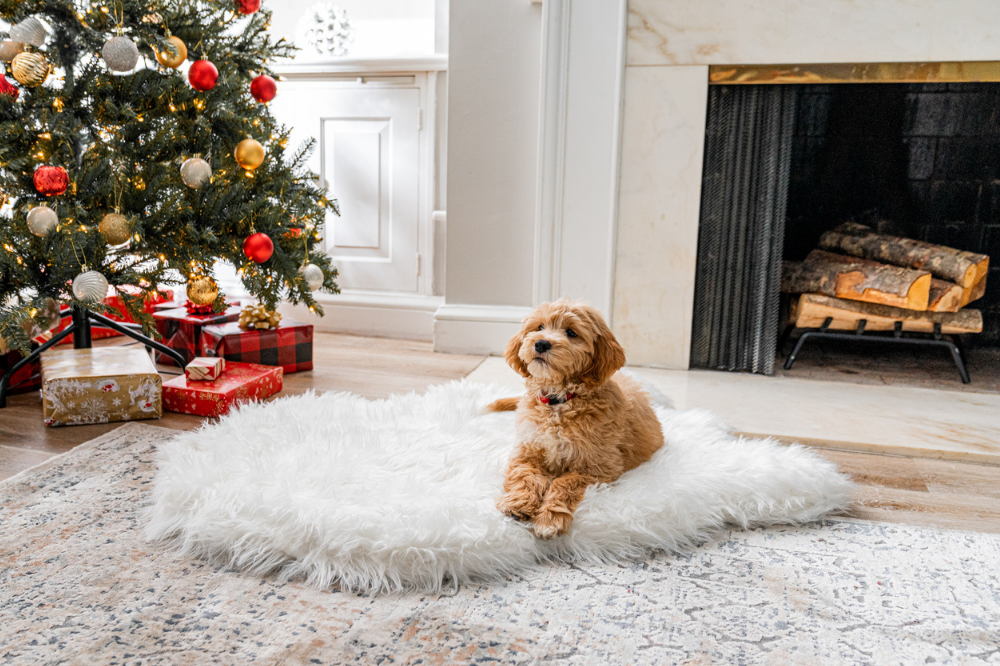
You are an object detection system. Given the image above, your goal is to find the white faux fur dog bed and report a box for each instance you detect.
[146,380,853,593]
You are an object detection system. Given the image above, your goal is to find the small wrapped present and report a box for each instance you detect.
[185,357,226,382]
[199,319,313,374]
[40,347,162,427]
[1,345,42,396]
[162,361,283,417]
[152,305,242,366]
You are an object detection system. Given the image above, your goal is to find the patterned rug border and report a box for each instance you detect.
[0,422,176,490]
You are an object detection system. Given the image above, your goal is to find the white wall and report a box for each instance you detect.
[443,0,542,308]
[269,0,437,60]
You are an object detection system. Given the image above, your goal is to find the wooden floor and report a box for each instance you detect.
[2,333,998,533]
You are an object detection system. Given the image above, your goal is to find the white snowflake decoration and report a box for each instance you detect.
[296,3,355,57]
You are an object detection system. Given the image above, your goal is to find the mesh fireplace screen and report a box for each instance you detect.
[690,86,798,374]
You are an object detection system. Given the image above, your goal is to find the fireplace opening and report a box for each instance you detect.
[691,73,998,385]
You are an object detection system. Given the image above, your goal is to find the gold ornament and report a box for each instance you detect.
[11,51,49,87]
[234,138,265,171]
[155,35,187,69]
[238,303,282,330]
[186,275,219,306]
[99,212,133,245]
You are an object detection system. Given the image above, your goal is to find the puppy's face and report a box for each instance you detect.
[505,300,625,388]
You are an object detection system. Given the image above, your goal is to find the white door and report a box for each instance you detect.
[272,80,421,292]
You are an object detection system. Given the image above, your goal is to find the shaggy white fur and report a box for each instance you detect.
[146,380,853,593]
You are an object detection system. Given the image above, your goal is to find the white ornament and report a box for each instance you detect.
[102,35,139,72]
[298,262,324,291]
[10,16,47,47]
[180,157,212,189]
[296,3,354,57]
[27,205,58,237]
[72,270,109,304]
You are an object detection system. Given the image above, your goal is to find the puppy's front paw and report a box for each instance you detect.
[496,491,541,522]
[532,509,573,539]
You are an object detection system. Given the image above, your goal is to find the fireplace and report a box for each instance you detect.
[690,64,997,377]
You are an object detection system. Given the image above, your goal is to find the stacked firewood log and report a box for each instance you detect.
[781,222,988,334]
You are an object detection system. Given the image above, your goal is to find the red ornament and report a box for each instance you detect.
[0,74,18,100]
[188,59,218,92]
[33,165,69,197]
[243,233,274,263]
[235,0,261,14]
[250,75,276,103]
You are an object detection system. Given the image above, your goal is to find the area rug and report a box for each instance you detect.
[2,423,999,664]
[145,380,851,593]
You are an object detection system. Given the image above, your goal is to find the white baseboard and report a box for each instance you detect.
[214,267,442,341]
[433,304,532,355]
[277,292,443,341]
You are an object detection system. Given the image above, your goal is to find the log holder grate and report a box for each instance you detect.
[781,317,971,383]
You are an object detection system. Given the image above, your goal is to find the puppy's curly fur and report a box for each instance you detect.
[487,300,664,539]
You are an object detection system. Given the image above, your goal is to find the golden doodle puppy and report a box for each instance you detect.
[487,300,664,539]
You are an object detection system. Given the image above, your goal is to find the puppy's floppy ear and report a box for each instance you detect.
[579,308,626,388]
[504,325,531,378]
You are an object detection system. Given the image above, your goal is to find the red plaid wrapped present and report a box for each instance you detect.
[152,306,242,366]
[162,362,283,417]
[40,288,174,346]
[199,320,313,374]
[1,346,42,395]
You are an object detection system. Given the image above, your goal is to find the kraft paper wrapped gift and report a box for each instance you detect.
[40,347,162,427]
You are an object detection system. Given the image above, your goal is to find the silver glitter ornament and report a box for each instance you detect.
[26,205,58,237]
[72,269,109,303]
[102,35,139,72]
[298,262,324,291]
[180,157,212,189]
[10,17,48,47]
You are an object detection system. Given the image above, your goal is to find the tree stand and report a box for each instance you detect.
[0,306,186,408]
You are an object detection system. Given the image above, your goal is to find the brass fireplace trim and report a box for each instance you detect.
[708,61,1000,85]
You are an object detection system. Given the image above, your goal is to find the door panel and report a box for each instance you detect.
[328,120,387,251]
[271,83,421,292]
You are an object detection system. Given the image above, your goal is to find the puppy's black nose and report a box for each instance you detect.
[534,340,552,353]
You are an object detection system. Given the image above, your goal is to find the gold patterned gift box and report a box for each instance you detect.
[40,347,162,427]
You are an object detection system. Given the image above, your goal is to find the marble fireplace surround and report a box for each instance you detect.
[564,0,1000,368]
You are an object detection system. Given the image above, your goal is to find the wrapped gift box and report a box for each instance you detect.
[1,346,42,395]
[152,305,242,366]
[39,288,174,347]
[185,357,226,381]
[40,347,162,427]
[199,320,313,374]
[162,362,283,417]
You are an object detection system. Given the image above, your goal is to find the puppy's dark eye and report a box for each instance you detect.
[537,324,544,331]
[566,328,577,338]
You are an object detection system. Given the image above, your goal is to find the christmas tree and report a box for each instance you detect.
[0,0,338,355]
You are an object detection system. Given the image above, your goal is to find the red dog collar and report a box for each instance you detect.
[538,392,575,405]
